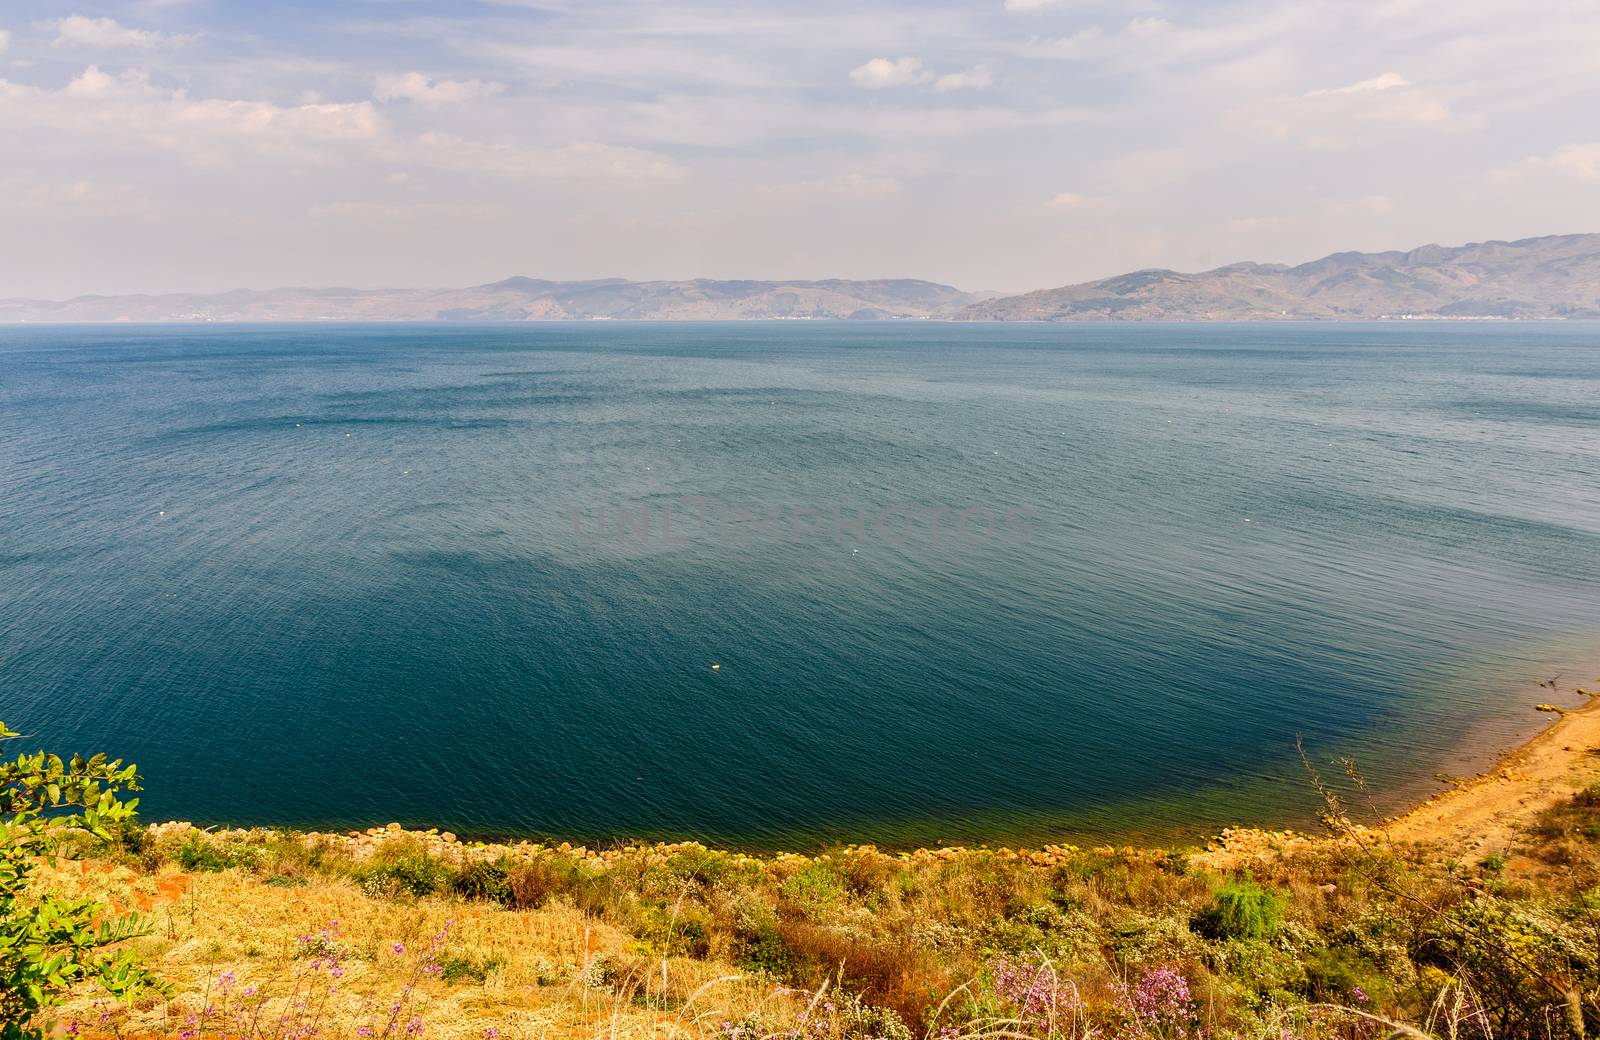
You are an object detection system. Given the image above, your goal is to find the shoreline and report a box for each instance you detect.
[144,688,1600,867]
[1382,686,1600,849]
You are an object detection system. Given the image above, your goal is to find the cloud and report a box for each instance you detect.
[1308,72,1410,97]
[1540,143,1600,179]
[1497,142,1600,181]
[762,172,902,199]
[1332,194,1395,215]
[0,175,149,215]
[933,66,994,92]
[848,56,931,89]
[1003,0,1058,9]
[1045,191,1104,210]
[408,132,680,181]
[1,66,673,185]
[45,15,197,49]
[850,57,990,93]
[374,72,505,107]
[1126,17,1172,39]
[1022,28,1104,59]
[0,66,381,160]
[0,30,10,54]
[1240,74,1460,149]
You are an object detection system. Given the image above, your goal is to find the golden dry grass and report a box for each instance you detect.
[40,859,806,1040]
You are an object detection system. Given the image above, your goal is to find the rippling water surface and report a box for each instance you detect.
[3,321,1598,846]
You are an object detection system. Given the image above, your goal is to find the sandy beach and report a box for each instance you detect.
[1384,685,1600,852]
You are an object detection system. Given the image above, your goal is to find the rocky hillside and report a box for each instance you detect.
[957,233,1600,321]
[0,277,990,323]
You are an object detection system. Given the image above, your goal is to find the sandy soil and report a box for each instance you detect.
[1383,690,1600,853]
[1196,682,1600,871]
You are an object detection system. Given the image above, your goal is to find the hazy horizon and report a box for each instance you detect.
[17,231,1600,303]
[4,1,1600,298]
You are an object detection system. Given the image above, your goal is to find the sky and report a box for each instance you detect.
[2,0,1599,298]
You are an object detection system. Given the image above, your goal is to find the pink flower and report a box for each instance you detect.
[1120,966,1197,1039]
[991,956,1077,1033]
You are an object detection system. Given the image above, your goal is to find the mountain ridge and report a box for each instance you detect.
[0,277,991,323]
[4,233,1599,323]
[956,233,1600,321]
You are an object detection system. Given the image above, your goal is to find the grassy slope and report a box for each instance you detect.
[38,700,1600,1040]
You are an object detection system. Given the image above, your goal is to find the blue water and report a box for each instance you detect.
[2,321,1598,848]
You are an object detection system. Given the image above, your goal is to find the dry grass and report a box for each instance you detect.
[40,859,803,1040]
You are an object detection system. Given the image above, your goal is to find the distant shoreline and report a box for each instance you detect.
[6,232,1598,323]
[2,315,1596,327]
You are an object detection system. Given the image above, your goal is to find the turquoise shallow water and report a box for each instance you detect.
[2,321,1598,847]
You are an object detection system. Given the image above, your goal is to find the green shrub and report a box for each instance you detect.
[177,833,262,873]
[634,900,711,958]
[735,924,796,975]
[453,860,511,902]
[1193,878,1287,941]
[779,862,848,918]
[1,720,165,1037]
[1301,944,1389,1003]
[359,852,455,898]
[438,953,504,985]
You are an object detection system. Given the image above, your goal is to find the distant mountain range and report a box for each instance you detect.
[4,233,1598,323]
[0,277,992,323]
[957,233,1600,321]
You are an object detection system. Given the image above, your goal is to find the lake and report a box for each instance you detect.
[2,321,1597,847]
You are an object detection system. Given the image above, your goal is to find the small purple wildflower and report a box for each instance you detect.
[992,956,1077,1033]
[1120,966,1198,1039]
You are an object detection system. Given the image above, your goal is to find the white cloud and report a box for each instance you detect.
[1308,72,1410,97]
[1023,28,1104,59]
[0,67,381,160]
[0,66,673,184]
[0,30,10,54]
[1126,17,1173,39]
[1046,191,1103,210]
[374,72,505,107]
[1541,143,1600,179]
[0,175,149,215]
[46,15,197,49]
[1003,0,1058,10]
[408,132,680,181]
[1333,194,1395,215]
[762,172,902,199]
[1497,142,1600,181]
[933,66,994,92]
[848,56,931,89]
[1241,75,1460,149]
